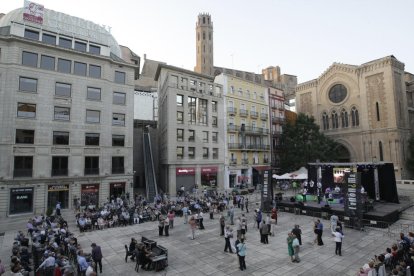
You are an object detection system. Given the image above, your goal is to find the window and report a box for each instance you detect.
[74,62,87,76]
[176,147,184,159]
[212,101,217,112]
[14,156,33,177]
[59,37,72,49]
[19,77,37,92]
[177,111,183,124]
[89,45,101,55]
[57,58,71,73]
[177,94,183,106]
[203,147,209,159]
[40,55,55,70]
[230,86,234,94]
[22,51,38,67]
[212,116,218,127]
[212,132,218,143]
[17,103,36,118]
[188,130,195,142]
[87,87,101,101]
[341,109,349,128]
[74,41,87,52]
[329,84,347,103]
[53,131,69,145]
[42,33,56,45]
[16,129,34,144]
[52,156,68,176]
[113,92,126,105]
[112,113,125,126]
[177,129,184,141]
[85,156,99,175]
[85,133,99,146]
[86,110,100,123]
[331,110,339,129]
[112,157,124,174]
[202,131,209,142]
[55,82,71,97]
[112,135,125,146]
[376,102,380,121]
[351,107,359,127]
[115,71,126,84]
[89,65,101,78]
[212,148,218,159]
[322,112,329,130]
[253,92,257,100]
[379,141,384,161]
[188,97,196,124]
[188,147,195,159]
[198,99,208,125]
[24,29,39,40]
[54,107,70,121]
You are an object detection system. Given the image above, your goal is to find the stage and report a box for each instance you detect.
[276,196,412,224]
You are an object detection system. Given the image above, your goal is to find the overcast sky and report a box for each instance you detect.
[3,0,413,83]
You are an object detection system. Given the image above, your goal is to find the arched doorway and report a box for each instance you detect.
[335,144,351,162]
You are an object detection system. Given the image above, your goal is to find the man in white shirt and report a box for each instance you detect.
[332,228,344,256]
[37,253,56,271]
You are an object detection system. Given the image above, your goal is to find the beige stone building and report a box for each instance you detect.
[296,55,411,179]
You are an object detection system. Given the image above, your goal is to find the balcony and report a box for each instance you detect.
[227,124,238,132]
[244,126,262,135]
[239,109,248,117]
[272,130,283,136]
[241,158,249,165]
[272,116,285,124]
[84,168,99,175]
[228,143,243,150]
[250,111,258,118]
[227,107,237,115]
[52,169,68,177]
[112,167,125,174]
[260,113,268,121]
[230,159,237,165]
[13,169,33,178]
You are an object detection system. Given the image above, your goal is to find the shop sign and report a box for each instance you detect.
[81,184,99,193]
[201,167,218,174]
[110,182,125,188]
[48,184,69,192]
[11,188,33,194]
[176,167,195,175]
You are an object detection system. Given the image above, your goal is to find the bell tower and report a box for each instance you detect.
[194,13,214,76]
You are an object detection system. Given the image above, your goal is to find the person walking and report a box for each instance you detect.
[256,210,262,229]
[167,210,175,229]
[224,226,234,253]
[332,227,344,256]
[287,232,294,262]
[292,234,301,262]
[245,198,249,213]
[229,206,234,225]
[219,214,225,236]
[164,216,170,236]
[259,219,269,244]
[91,243,103,274]
[316,219,324,246]
[189,216,197,240]
[56,201,61,216]
[182,205,189,224]
[236,239,247,271]
[158,215,164,236]
[198,211,205,230]
[291,225,302,245]
[236,217,242,240]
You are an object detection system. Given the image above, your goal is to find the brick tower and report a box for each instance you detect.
[194,13,214,76]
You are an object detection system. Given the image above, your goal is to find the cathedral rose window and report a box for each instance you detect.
[328,84,347,103]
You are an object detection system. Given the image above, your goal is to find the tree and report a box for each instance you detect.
[280,113,340,172]
[406,136,414,176]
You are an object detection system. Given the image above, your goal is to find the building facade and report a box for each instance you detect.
[0,7,138,217]
[155,64,224,195]
[268,87,285,173]
[215,74,271,189]
[295,56,410,179]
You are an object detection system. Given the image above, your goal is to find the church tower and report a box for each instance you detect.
[194,13,214,76]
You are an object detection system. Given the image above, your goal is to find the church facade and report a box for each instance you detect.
[296,56,411,179]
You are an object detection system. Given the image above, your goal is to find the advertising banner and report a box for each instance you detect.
[344,172,363,229]
[23,1,44,24]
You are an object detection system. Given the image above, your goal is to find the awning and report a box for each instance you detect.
[252,166,271,171]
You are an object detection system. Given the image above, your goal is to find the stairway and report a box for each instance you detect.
[143,131,158,202]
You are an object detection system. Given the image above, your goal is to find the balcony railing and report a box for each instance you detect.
[227,124,238,132]
[260,113,268,120]
[230,159,237,165]
[250,111,258,118]
[272,130,283,136]
[13,169,33,178]
[241,158,249,165]
[84,168,99,175]
[52,169,68,176]
[272,116,285,124]
[112,167,125,174]
[239,109,248,117]
[227,107,237,115]
[228,143,243,149]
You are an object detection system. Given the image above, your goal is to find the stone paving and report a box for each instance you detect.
[1,186,414,276]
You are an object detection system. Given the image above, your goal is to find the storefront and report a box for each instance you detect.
[201,167,218,187]
[47,184,69,209]
[110,182,125,200]
[176,167,195,192]
[9,187,33,215]
[81,184,99,208]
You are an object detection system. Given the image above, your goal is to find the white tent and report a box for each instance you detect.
[272,167,308,180]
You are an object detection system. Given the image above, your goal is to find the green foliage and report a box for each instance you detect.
[280,113,340,172]
[406,136,414,175]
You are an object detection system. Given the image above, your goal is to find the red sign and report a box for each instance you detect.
[176,168,195,175]
[81,184,99,193]
[201,167,218,174]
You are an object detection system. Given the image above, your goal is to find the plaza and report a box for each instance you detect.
[2,185,413,276]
